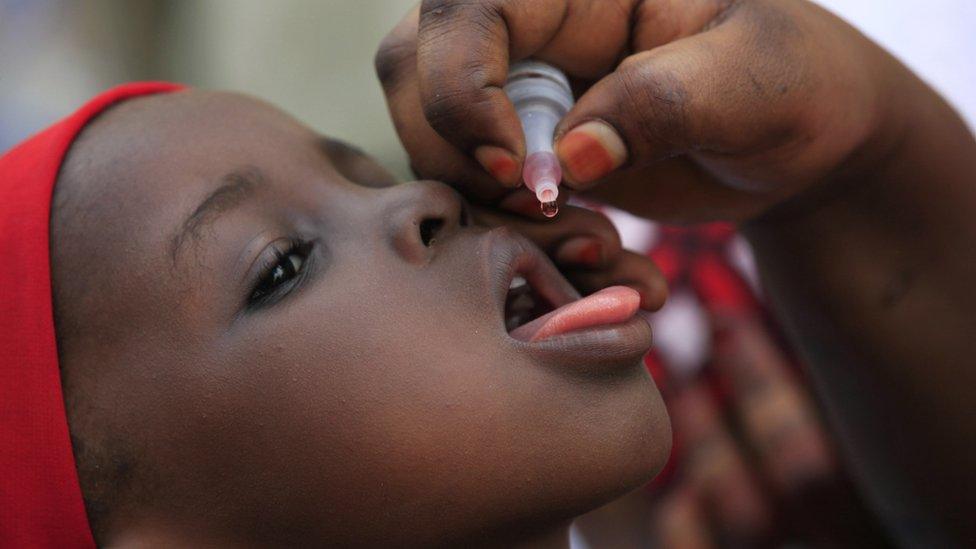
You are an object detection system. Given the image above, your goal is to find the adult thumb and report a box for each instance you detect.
[555,29,763,191]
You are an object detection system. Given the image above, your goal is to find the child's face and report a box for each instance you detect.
[54,91,669,545]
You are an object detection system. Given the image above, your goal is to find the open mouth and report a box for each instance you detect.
[494,232,642,343]
[504,275,553,333]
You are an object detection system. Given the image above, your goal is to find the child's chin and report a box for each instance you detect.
[600,394,671,500]
[555,378,672,516]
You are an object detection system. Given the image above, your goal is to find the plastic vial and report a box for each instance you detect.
[504,61,575,218]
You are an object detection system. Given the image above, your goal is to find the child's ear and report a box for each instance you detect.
[473,200,667,311]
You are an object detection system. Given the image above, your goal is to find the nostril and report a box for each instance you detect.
[419,217,445,247]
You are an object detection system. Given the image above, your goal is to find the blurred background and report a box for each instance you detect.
[2,1,973,547]
[0,0,417,174]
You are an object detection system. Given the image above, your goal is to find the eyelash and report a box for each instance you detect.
[248,238,313,309]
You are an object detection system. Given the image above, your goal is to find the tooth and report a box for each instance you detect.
[509,276,527,289]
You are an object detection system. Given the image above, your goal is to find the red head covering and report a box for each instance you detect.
[0,82,184,548]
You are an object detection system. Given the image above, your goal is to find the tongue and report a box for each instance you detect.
[510,286,641,342]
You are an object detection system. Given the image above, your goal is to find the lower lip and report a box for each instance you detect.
[509,315,653,376]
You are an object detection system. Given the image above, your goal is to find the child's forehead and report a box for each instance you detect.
[62,90,349,212]
[75,90,399,197]
[55,91,336,266]
[85,90,324,167]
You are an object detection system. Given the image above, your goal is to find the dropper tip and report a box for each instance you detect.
[538,187,557,203]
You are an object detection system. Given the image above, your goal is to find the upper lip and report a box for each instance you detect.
[481,227,579,334]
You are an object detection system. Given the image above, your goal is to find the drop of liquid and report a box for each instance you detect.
[541,200,559,218]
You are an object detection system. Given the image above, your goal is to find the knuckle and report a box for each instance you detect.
[420,0,506,41]
[420,0,489,25]
[422,86,493,138]
[374,33,415,90]
[745,2,802,52]
[616,62,692,150]
[421,90,468,131]
[420,0,464,18]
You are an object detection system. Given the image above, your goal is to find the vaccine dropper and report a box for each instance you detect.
[504,61,575,218]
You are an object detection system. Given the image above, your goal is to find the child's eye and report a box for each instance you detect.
[249,240,311,308]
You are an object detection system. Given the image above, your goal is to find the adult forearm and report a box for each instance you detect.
[744,68,976,545]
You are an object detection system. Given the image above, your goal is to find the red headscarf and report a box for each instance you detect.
[0,82,184,548]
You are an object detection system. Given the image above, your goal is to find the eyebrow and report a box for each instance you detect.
[170,166,262,264]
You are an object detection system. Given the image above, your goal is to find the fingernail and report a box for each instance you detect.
[556,236,605,267]
[556,120,627,183]
[474,145,521,187]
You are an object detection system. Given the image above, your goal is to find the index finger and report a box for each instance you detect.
[415,0,569,171]
[376,5,513,201]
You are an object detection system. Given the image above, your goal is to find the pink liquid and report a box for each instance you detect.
[522,151,561,218]
[540,200,558,217]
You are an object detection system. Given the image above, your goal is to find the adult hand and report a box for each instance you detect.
[474,200,668,311]
[376,0,899,222]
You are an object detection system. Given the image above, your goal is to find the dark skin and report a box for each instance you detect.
[377,0,976,544]
[50,90,672,547]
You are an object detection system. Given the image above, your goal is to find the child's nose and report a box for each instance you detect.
[382,180,467,264]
